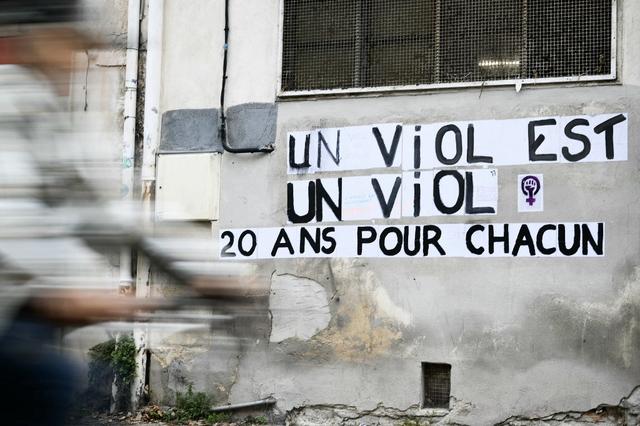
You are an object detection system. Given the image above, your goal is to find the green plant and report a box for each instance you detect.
[87,339,116,386]
[244,415,268,424]
[112,335,137,385]
[86,336,137,412]
[88,339,116,362]
[207,412,232,424]
[88,336,137,386]
[175,385,212,421]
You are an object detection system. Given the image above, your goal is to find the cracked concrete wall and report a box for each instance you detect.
[149,326,242,406]
[218,102,640,422]
[153,0,640,424]
[286,386,640,425]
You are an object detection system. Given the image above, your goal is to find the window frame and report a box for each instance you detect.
[276,0,618,98]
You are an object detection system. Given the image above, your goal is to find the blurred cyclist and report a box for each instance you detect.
[0,2,137,424]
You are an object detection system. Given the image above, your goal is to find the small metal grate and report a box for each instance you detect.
[422,362,451,409]
[281,0,614,92]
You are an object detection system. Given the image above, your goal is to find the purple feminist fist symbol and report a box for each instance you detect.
[521,175,541,206]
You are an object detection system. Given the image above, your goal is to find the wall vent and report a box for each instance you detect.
[422,362,451,409]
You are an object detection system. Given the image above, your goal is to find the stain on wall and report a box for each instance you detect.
[313,259,406,361]
[268,259,410,362]
[149,326,242,406]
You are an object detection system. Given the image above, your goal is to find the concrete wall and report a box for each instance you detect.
[153,0,640,424]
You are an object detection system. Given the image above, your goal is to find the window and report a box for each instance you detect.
[281,0,615,94]
[422,362,451,408]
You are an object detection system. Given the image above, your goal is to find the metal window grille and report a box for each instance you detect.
[422,362,451,408]
[281,0,614,93]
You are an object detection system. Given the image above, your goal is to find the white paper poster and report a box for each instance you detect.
[288,113,628,174]
[242,112,626,262]
[287,169,498,223]
[400,169,498,218]
[287,123,402,175]
[219,223,605,259]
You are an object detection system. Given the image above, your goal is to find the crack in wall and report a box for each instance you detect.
[284,386,640,426]
[275,272,315,281]
[226,352,242,399]
[285,402,451,426]
[83,50,90,112]
[267,269,276,343]
[495,385,640,426]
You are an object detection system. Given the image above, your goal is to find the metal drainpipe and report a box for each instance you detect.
[219,0,274,154]
[210,397,277,413]
[112,0,142,414]
[131,0,165,411]
[119,0,142,294]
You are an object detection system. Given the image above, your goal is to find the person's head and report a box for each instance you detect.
[0,0,81,26]
[0,1,97,87]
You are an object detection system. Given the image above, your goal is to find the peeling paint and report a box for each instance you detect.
[148,326,241,406]
[269,273,331,343]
